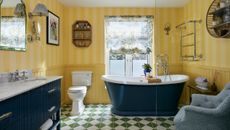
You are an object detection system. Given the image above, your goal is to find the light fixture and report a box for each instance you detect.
[27,21,42,42]
[28,3,48,19]
[14,3,25,17]
[164,23,171,35]
[27,3,48,42]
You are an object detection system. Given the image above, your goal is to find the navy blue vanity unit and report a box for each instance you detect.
[0,77,62,130]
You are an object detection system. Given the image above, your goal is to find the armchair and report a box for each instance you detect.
[174,82,230,130]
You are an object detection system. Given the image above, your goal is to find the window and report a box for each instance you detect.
[105,16,153,76]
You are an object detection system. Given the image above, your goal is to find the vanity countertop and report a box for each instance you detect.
[0,76,62,102]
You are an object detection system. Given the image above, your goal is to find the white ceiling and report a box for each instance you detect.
[58,0,191,7]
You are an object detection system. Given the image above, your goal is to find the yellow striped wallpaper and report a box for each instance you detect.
[62,7,184,104]
[181,0,230,104]
[63,7,183,66]
[2,8,14,16]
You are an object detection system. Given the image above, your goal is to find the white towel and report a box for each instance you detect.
[195,77,208,83]
[40,119,53,130]
[196,81,208,87]
[196,85,208,90]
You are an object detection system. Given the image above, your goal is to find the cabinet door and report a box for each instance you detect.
[52,80,61,107]
[29,87,44,130]
[0,96,20,130]
[44,80,61,119]
[19,87,44,130]
[19,91,31,130]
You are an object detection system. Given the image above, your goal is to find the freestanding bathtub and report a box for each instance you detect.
[102,75,189,116]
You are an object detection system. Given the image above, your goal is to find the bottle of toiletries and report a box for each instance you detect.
[211,82,217,91]
[220,0,226,8]
[226,0,230,6]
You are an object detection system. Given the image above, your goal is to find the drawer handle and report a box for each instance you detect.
[48,106,56,113]
[48,88,56,94]
[0,112,12,121]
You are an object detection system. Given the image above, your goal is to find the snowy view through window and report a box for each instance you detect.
[105,16,153,76]
[0,17,26,50]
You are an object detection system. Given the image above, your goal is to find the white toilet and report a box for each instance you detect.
[68,71,92,115]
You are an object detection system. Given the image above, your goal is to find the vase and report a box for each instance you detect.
[144,69,151,76]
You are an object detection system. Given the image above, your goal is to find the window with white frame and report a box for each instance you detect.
[105,16,153,76]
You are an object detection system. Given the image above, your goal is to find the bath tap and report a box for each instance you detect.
[155,63,160,77]
[155,54,171,80]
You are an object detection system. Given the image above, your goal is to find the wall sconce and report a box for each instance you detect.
[27,3,48,42]
[14,3,26,17]
[164,23,171,35]
[29,3,48,18]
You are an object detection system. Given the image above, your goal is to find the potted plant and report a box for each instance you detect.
[142,63,152,76]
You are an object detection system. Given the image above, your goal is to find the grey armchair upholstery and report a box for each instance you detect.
[174,82,230,130]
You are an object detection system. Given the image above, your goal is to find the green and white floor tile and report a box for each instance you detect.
[61,104,175,130]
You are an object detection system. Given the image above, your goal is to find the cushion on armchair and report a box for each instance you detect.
[191,94,216,108]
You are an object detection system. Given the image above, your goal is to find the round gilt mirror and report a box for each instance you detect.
[206,0,230,38]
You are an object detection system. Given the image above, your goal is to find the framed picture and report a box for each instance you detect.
[47,11,59,45]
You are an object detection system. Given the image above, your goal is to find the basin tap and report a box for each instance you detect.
[9,70,28,82]
[9,72,15,82]
[14,70,20,81]
[21,71,28,80]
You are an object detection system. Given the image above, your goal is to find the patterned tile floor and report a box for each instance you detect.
[61,104,175,130]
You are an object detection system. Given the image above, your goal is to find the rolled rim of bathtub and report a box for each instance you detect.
[101,75,189,85]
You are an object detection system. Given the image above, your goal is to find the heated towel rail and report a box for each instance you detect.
[176,20,203,61]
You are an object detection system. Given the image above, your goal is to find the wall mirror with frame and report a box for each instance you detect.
[0,0,27,51]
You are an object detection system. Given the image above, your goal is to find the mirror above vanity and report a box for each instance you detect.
[0,0,26,51]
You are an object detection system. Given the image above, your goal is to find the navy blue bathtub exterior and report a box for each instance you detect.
[104,82,185,116]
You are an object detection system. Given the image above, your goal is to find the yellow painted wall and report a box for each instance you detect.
[154,8,184,73]
[0,0,65,102]
[181,0,230,104]
[1,8,14,16]
[63,7,184,104]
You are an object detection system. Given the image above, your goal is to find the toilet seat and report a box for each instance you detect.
[68,86,87,93]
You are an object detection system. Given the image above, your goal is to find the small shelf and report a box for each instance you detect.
[72,21,92,47]
[209,5,230,16]
[209,21,230,29]
[74,29,91,31]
